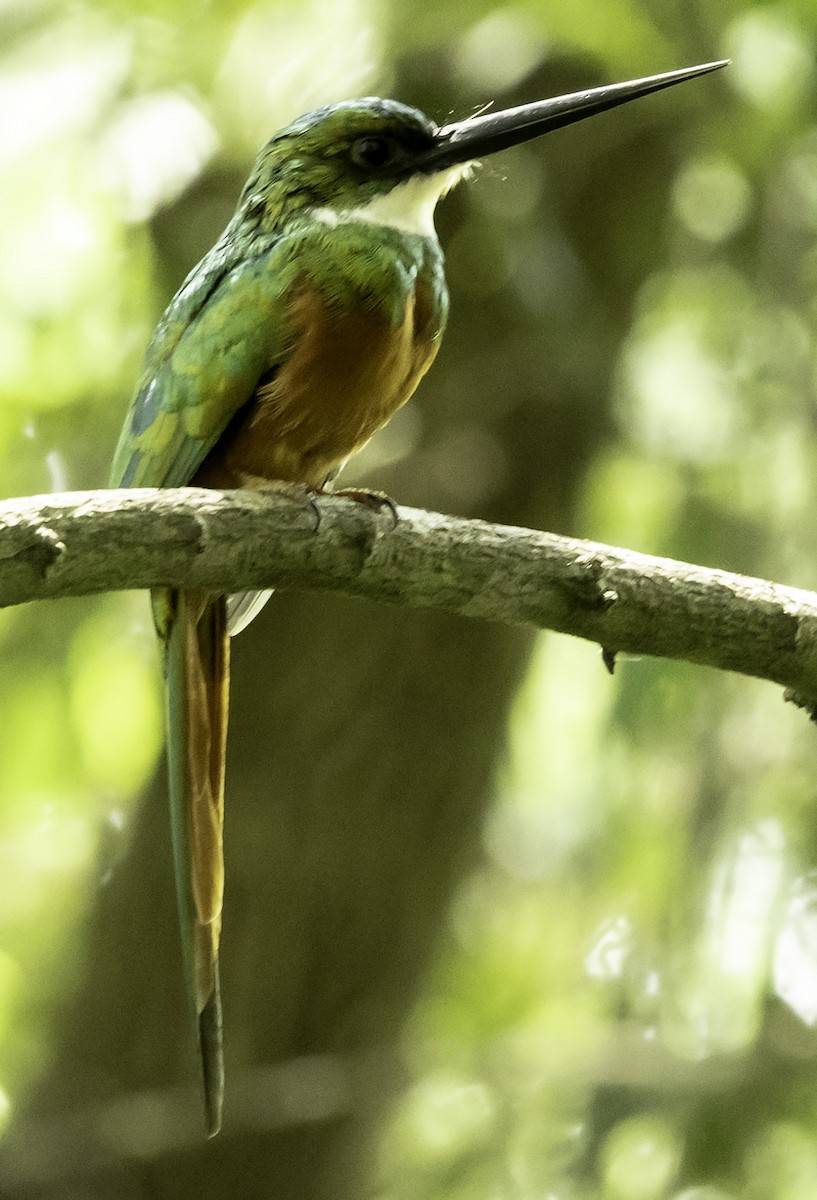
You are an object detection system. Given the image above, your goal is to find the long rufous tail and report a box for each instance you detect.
[157,588,229,1137]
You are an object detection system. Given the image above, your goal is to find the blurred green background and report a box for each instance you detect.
[2,0,817,1197]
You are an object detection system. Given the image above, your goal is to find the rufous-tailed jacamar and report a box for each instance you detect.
[110,60,727,1136]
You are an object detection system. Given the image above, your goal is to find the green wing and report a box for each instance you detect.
[110,231,299,490]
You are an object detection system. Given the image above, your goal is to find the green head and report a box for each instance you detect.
[235,61,728,237]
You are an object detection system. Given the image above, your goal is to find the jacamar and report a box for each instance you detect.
[110,59,727,1136]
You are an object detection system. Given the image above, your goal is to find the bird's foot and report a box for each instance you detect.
[271,481,322,529]
[242,477,322,530]
[328,487,398,527]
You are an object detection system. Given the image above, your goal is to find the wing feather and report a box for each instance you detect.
[110,233,299,489]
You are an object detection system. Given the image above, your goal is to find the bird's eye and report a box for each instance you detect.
[350,136,397,169]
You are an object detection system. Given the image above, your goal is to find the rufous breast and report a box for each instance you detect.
[195,270,442,490]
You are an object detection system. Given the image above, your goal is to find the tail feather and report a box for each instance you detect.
[226,588,274,636]
[200,974,224,1138]
[159,588,229,1137]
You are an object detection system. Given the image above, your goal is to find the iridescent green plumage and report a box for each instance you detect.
[110,64,727,1137]
[110,99,452,1138]
[110,100,448,493]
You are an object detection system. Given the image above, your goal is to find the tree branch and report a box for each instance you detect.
[3,487,817,705]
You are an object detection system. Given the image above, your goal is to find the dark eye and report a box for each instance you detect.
[350,136,397,169]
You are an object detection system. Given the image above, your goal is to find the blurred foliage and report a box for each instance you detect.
[3,0,817,1196]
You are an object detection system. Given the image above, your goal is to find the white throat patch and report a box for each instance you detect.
[312,163,474,238]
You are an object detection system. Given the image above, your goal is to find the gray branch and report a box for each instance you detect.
[3,487,817,705]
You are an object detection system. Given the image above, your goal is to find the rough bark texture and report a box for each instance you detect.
[4,488,817,704]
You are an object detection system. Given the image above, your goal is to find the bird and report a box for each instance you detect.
[109,59,727,1137]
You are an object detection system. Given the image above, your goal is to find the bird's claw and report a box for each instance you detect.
[330,487,399,528]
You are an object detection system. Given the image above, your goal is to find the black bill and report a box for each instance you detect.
[419,60,728,171]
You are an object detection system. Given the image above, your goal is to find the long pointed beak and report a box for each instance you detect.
[417,60,728,172]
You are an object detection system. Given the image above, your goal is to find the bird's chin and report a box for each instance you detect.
[310,163,476,239]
